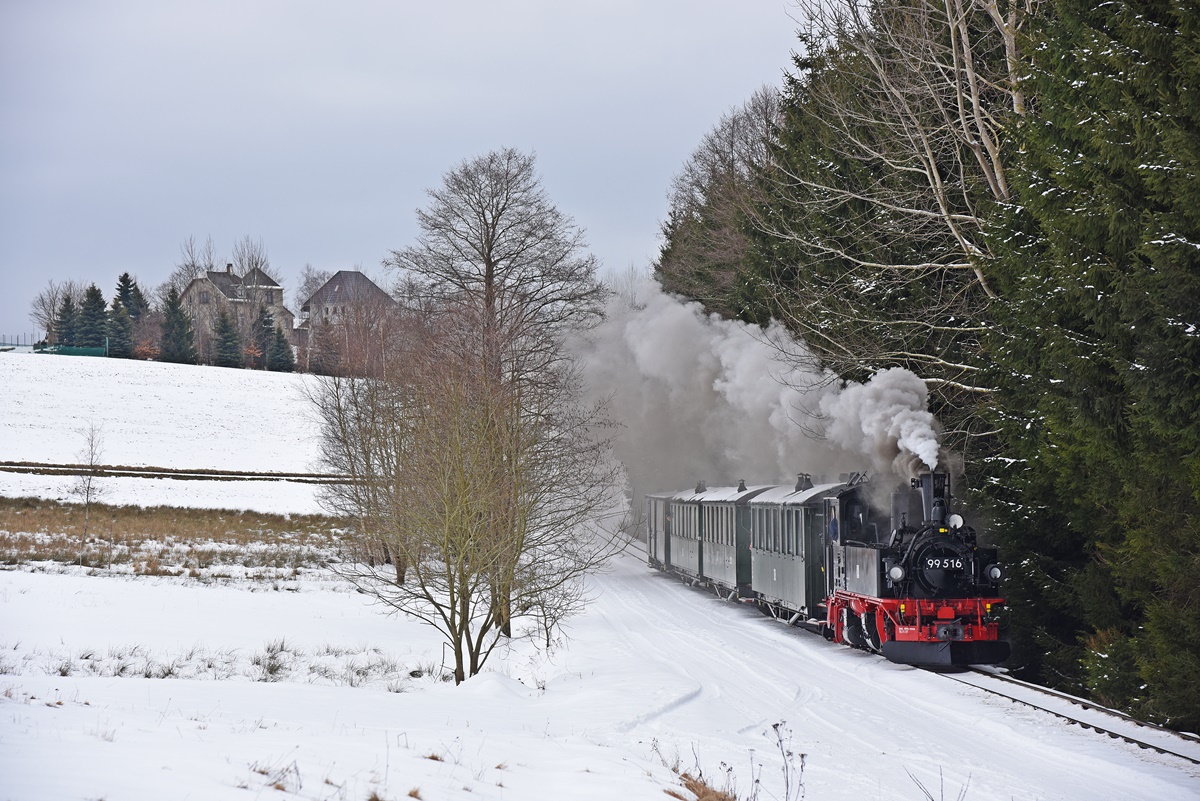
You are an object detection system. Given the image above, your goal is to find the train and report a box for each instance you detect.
[645,470,1010,667]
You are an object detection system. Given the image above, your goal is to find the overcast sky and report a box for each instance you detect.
[1,1,799,337]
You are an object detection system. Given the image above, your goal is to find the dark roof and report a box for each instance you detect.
[205,270,242,300]
[242,267,281,289]
[302,271,394,313]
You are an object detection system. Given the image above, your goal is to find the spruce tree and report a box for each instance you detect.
[53,295,78,347]
[159,287,197,364]
[107,300,134,359]
[266,325,295,372]
[984,0,1200,729]
[114,273,149,321]
[75,285,109,349]
[213,309,243,368]
[248,305,274,369]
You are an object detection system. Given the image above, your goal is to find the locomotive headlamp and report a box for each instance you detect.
[887,564,906,582]
[985,563,1004,582]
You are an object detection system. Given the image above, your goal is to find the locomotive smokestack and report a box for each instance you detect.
[914,472,951,524]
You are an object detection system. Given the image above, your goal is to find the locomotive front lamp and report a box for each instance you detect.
[887,564,906,582]
[985,563,1004,582]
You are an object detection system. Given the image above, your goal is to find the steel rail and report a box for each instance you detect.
[932,667,1200,766]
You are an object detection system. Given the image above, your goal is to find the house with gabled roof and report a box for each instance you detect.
[295,270,398,373]
[299,270,394,324]
[181,264,296,364]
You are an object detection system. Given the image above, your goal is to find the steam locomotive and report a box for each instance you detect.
[645,471,1009,666]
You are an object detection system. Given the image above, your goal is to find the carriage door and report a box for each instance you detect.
[825,498,844,594]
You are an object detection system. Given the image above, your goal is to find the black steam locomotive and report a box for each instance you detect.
[645,471,1009,666]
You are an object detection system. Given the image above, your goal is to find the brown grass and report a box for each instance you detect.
[0,496,342,574]
[664,773,737,801]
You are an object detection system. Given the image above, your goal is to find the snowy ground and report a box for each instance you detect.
[4,556,1199,801]
[2,353,1199,800]
[0,351,323,512]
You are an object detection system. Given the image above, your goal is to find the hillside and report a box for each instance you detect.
[0,351,322,513]
[1,353,1198,800]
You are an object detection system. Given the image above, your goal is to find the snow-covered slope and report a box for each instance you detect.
[2,352,1198,800]
[0,351,322,512]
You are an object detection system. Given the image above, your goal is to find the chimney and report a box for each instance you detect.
[737,479,747,493]
[795,473,813,491]
[226,263,233,274]
[695,480,707,494]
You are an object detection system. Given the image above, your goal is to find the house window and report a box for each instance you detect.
[199,291,210,304]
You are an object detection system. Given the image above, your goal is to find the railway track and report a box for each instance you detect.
[935,666,1200,766]
[0,460,349,485]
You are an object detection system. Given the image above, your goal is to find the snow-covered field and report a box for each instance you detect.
[0,351,323,513]
[2,352,1199,800]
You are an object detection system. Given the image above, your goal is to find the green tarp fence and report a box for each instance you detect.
[35,345,108,357]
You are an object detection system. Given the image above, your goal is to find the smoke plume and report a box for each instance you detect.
[574,279,944,500]
[819,367,942,478]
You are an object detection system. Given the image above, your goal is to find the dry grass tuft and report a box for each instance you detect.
[423,753,444,762]
[663,773,738,801]
[407,789,423,799]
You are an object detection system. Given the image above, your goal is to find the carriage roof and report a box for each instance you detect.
[746,481,845,507]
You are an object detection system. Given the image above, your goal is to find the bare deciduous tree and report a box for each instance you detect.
[293,264,332,313]
[316,149,623,682]
[315,310,621,682]
[656,86,780,318]
[29,279,83,341]
[748,0,1036,448]
[156,235,218,307]
[388,148,609,634]
[71,421,106,537]
[387,148,607,378]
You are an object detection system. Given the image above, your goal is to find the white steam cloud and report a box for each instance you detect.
[574,279,944,499]
[819,367,941,477]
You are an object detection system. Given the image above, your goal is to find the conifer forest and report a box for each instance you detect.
[655,1,1200,730]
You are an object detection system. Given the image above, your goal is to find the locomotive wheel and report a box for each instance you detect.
[841,607,866,649]
[862,611,882,653]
